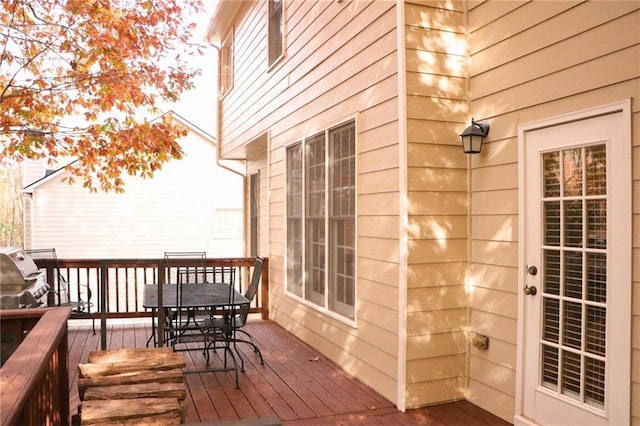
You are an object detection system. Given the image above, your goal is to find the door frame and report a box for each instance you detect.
[514,99,632,425]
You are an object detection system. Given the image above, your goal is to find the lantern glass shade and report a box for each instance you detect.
[460,119,490,154]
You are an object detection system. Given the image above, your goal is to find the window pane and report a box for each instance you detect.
[286,144,303,296]
[220,31,234,94]
[328,121,356,318]
[268,0,283,65]
[305,134,326,305]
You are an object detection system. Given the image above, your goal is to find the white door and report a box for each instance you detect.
[518,102,631,425]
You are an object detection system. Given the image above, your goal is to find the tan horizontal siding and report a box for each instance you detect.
[225,0,403,408]
[407,215,467,240]
[404,0,468,410]
[221,1,397,156]
[406,377,464,406]
[407,354,465,383]
[467,1,640,419]
[359,216,399,239]
[467,379,515,423]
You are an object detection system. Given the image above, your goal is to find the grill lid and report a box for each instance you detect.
[0,247,41,291]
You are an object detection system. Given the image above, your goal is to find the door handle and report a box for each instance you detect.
[524,285,537,296]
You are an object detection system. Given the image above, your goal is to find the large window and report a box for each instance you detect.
[268,0,283,66]
[286,120,356,319]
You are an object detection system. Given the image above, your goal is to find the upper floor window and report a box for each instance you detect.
[268,0,283,66]
[286,120,356,320]
[220,30,234,96]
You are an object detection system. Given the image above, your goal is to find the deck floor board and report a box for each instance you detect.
[68,319,511,425]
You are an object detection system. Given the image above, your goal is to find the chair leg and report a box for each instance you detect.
[234,330,264,365]
[231,338,245,373]
[236,329,259,353]
[224,343,240,388]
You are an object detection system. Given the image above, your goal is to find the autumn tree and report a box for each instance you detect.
[0,0,204,192]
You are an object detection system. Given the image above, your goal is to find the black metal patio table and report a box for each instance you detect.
[143,283,250,385]
[143,283,249,347]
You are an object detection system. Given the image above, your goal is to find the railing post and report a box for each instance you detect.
[261,258,269,320]
[100,262,107,350]
[157,264,165,348]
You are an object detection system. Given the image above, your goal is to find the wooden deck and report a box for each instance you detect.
[68,319,511,425]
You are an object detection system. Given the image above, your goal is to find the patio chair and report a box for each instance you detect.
[26,248,96,334]
[218,257,265,372]
[200,277,241,387]
[233,257,265,356]
[163,251,206,346]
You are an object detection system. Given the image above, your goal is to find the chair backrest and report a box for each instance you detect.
[234,257,264,326]
[26,248,69,305]
[164,251,206,284]
[244,257,264,302]
[210,267,236,285]
[176,267,209,284]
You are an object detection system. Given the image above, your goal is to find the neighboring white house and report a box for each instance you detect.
[22,111,245,259]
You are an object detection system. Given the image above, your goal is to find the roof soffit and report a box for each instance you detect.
[205,0,249,44]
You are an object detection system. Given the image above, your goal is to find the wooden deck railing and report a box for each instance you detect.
[0,307,72,426]
[33,257,269,350]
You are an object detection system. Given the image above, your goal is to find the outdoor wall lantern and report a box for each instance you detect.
[460,118,490,154]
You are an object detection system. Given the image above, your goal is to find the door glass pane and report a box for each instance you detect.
[563,251,582,299]
[541,344,559,390]
[563,301,582,350]
[544,249,561,295]
[586,305,606,356]
[587,200,606,249]
[543,152,561,197]
[540,145,607,410]
[563,148,582,196]
[544,201,561,246]
[564,200,583,248]
[561,350,581,399]
[543,298,560,342]
[585,357,605,408]
[586,145,606,196]
[587,252,606,303]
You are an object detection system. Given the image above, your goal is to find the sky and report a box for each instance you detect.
[163,1,219,137]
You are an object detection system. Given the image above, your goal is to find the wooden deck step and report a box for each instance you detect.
[80,398,182,425]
